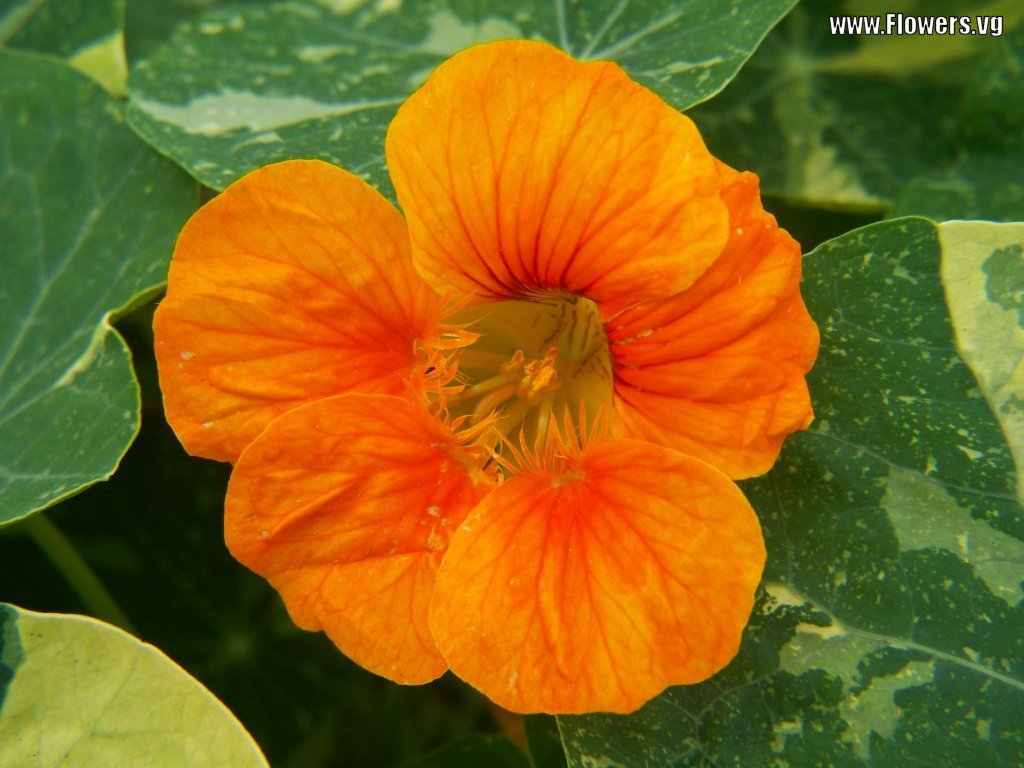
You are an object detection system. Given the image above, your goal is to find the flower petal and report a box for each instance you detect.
[154,159,444,463]
[608,163,819,478]
[429,438,765,714]
[225,393,490,684]
[387,40,728,311]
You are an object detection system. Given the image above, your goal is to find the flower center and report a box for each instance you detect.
[446,293,613,456]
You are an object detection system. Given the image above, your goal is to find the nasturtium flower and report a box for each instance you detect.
[154,41,818,714]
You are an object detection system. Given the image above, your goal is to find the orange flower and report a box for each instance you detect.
[154,41,818,714]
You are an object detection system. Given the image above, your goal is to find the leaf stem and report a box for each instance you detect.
[23,513,136,634]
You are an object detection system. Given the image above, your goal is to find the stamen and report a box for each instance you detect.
[516,347,560,404]
[470,383,517,425]
[533,391,556,440]
[499,349,525,373]
[494,398,531,436]
[438,407,501,486]
[461,371,519,399]
[435,293,614,478]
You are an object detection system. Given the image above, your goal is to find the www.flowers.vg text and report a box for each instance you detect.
[829,14,1003,36]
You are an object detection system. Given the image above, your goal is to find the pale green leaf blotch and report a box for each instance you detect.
[940,221,1024,504]
[0,0,127,94]
[125,0,795,197]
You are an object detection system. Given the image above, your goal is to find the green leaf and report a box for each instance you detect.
[559,218,1024,767]
[0,603,268,766]
[961,18,1024,152]
[124,0,264,64]
[125,0,794,198]
[0,0,127,94]
[392,735,530,768]
[891,155,1024,223]
[691,0,1023,215]
[0,51,196,526]
[940,221,1024,504]
[526,715,568,768]
[892,21,1024,222]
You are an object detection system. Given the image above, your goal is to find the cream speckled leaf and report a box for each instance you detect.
[0,604,268,767]
[941,222,1024,505]
[125,0,794,199]
[559,218,1024,767]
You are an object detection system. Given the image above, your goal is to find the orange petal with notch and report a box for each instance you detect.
[226,393,491,684]
[155,159,445,463]
[429,438,765,714]
[387,40,728,311]
[608,163,819,478]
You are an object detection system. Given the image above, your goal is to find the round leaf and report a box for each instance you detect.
[0,603,268,767]
[0,51,197,525]
[125,0,794,197]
